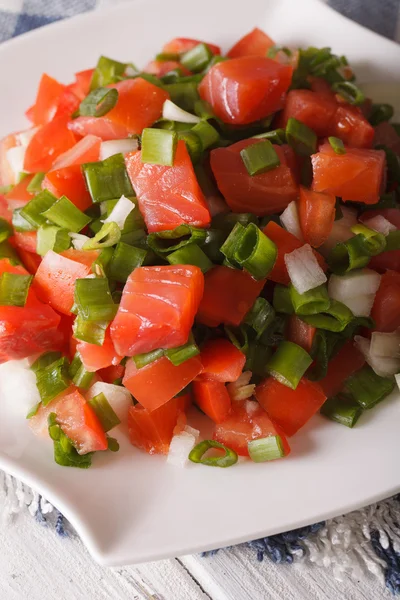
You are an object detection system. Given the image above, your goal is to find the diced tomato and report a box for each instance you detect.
[311,143,386,204]
[214,399,291,457]
[17,249,42,274]
[71,69,95,101]
[374,121,400,155]
[60,248,100,269]
[0,133,19,186]
[42,165,93,212]
[210,139,298,215]
[298,186,336,248]
[55,86,80,120]
[280,89,337,137]
[34,250,91,315]
[263,221,327,285]
[308,77,337,99]
[29,388,72,437]
[128,395,187,454]
[193,379,231,423]
[97,363,125,384]
[197,265,265,327]
[287,315,316,353]
[56,388,108,454]
[369,250,400,273]
[4,174,35,210]
[51,135,101,170]
[13,231,37,254]
[227,28,274,59]
[332,104,374,149]
[24,116,77,173]
[111,265,204,355]
[199,56,293,125]
[371,270,400,332]
[68,78,168,140]
[144,60,191,77]
[319,340,365,397]
[0,195,12,223]
[255,377,326,437]
[199,338,246,382]
[162,37,221,56]
[25,105,35,123]
[123,355,203,411]
[77,327,122,373]
[31,74,66,126]
[126,140,211,232]
[0,258,28,276]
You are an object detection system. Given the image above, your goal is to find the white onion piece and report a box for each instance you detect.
[100,138,139,160]
[162,99,200,124]
[284,244,327,294]
[340,294,376,317]
[16,127,38,147]
[183,425,200,441]
[362,215,396,236]
[86,382,133,424]
[125,64,139,77]
[355,335,400,377]
[370,331,400,358]
[52,135,101,170]
[69,232,90,250]
[245,399,259,415]
[102,195,135,229]
[320,205,358,254]
[167,429,198,468]
[6,146,26,179]
[280,201,303,241]
[328,269,381,302]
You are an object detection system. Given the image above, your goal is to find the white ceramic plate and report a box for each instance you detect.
[1,0,400,567]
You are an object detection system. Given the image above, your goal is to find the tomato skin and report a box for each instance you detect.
[263,221,327,285]
[371,270,400,332]
[332,104,374,149]
[98,364,125,384]
[199,338,246,382]
[72,69,95,101]
[298,186,336,248]
[162,37,221,55]
[210,139,298,215]
[34,250,91,315]
[374,121,400,155]
[24,116,77,173]
[0,195,11,223]
[144,60,191,77]
[17,249,42,274]
[197,265,265,327]
[227,28,274,58]
[77,327,123,373]
[111,265,204,356]
[13,231,37,254]
[311,143,385,204]
[42,165,93,212]
[319,340,365,398]
[56,388,108,454]
[193,379,231,423]
[60,248,100,269]
[123,355,203,411]
[51,134,101,170]
[128,395,187,455]
[126,141,211,232]
[287,315,316,354]
[214,399,291,457]
[255,377,326,437]
[4,174,35,210]
[32,74,66,126]
[199,56,293,125]
[281,89,337,137]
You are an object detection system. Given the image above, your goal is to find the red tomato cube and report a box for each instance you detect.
[24,116,77,173]
[281,89,337,137]
[199,338,246,382]
[77,327,123,373]
[42,165,93,212]
[192,379,232,423]
[227,28,275,59]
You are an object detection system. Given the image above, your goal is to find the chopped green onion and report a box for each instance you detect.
[224,325,249,355]
[0,241,20,265]
[133,348,164,369]
[307,329,343,381]
[350,224,386,255]
[302,299,354,332]
[189,440,238,468]
[83,222,121,250]
[181,43,213,73]
[74,278,117,321]
[79,87,118,118]
[0,184,13,194]
[69,353,95,390]
[177,130,203,163]
[273,284,294,314]
[332,81,365,106]
[244,297,275,339]
[191,120,220,150]
[0,272,32,307]
[42,195,91,232]
[165,333,199,366]
[286,117,317,156]
[290,283,330,315]
[220,222,245,266]
[26,172,45,194]
[343,364,395,409]
[240,140,281,176]
[31,351,62,373]
[167,243,213,273]
[248,435,286,462]
[266,340,312,389]
[252,128,287,144]
[233,223,277,280]
[73,316,108,346]
[92,246,114,277]
[267,46,292,59]
[194,99,215,121]
[141,128,177,166]
[88,392,121,432]
[369,103,394,126]
[0,218,12,243]
[202,228,225,262]
[26,402,41,419]
[245,342,272,377]
[164,82,199,112]
[108,242,147,282]
[19,189,57,228]
[36,357,70,406]
[328,136,346,154]
[260,314,287,347]
[36,224,71,256]
[48,413,93,469]
[147,224,207,254]
[12,208,36,232]
[90,55,127,89]
[82,154,134,203]
[328,234,378,275]
[107,436,120,452]
[155,52,180,61]
[320,395,363,428]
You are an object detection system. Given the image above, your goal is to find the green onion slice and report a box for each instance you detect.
[286,117,317,156]
[31,351,62,373]
[350,225,386,255]
[82,153,134,204]
[74,277,117,322]
[42,195,92,232]
[343,364,395,409]
[69,353,95,391]
[245,342,272,377]
[320,395,363,428]
[191,120,220,150]
[36,357,70,406]
[147,224,206,255]
[302,299,354,332]
[80,87,118,118]
[164,82,200,112]
[0,272,32,306]
[19,189,57,228]
[141,128,178,166]
[252,128,287,144]
[0,218,12,243]
[273,284,294,315]
[266,340,312,389]
[233,223,277,280]
[248,435,286,462]
[36,224,71,256]
[12,208,36,232]
[108,242,147,282]
[181,43,213,73]
[290,284,330,315]
[73,316,108,346]
[164,333,200,366]
[188,440,238,468]
[167,243,213,273]
[26,172,45,194]
[332,81,365,105]
[224,325,249,355]
[48,413,93,469]
[328,136,346,154]
[244,297,275,339]
[83,222,121,250]
[240,140,281,176]
[90,56,127,89]
[133,348,164,369]
[88,392,121,432]
[369,103,394,126]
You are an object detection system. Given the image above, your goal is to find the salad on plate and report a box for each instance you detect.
[0,27,399,470]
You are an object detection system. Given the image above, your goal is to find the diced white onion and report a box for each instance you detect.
[320,205,358,254]
[245,399,259,415]
[183,425,200,441]
[227,371,255,401]
[280,201,303,241]
[100,138,139,161]
[340,294,376,317]
[162,99,200,124]
[362,215,396,236]
[284,244,327,294]
[52,135,100,170]
[328,269,381,316]
[69,232,90,250]
[355,335,400,377]
[6,146,26,179]
[16,127,39,147]
[125,64,139,77]
[167,429,198,468]
[370,331,400,358]
[102,195,135,229]
[86,382,133,424]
